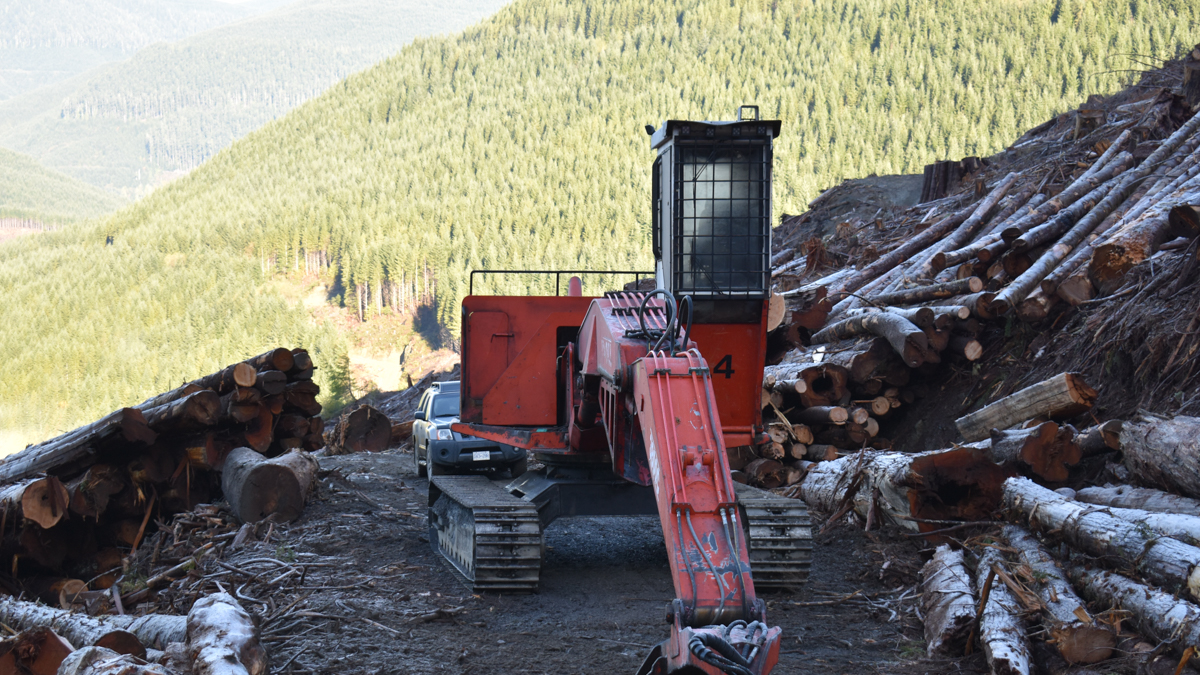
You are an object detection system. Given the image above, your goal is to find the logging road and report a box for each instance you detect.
[260,449,946,674]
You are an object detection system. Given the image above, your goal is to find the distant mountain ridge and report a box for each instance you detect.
[0,0,280,101]
[0,0,512,193]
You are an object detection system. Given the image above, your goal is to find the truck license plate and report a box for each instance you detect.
[472,451,490,461]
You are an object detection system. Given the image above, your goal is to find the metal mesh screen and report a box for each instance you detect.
[673,143,769,296]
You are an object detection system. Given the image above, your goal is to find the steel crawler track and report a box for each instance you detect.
[428,475,543,593]
[734,482,814,589]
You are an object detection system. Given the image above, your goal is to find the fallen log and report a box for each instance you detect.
[252,369,287,396]
[1066,564,1200,661]
[1076,420,1122,457]
[0,596,185,650]
[247,347,295,373]
[221,448,318,524]
[811,312,927,368]
[142,390,220,431]
[0,476,70,529]
[326,405,391,455]
[4,627,75,675]
[191,362,258,396]
[1001,525,1114,664]
[948,335,983,361]
[798,445,1011,534]
[973,545,1031,674]
[818,338,895,385]
[920,545,976,656]
[66,465,125,520]
[0,408,156,484]
[1118,414,1200,500]
[955,372,1096,442]
[870,277,984,308]
[134,383,203,413]
[23,577,87,609]
[792,406,848,426]
[988,421,1080,482]
[186,592,267,675]
[58,646,169,675]
[1075,484,1200,517]
[1003,477,1200,600]
[744,458,787,488]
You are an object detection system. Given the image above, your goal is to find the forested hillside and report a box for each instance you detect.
[0,0,511,192]
[0,0,269,102]
[0,147,122,223]
[1,0,1197,450]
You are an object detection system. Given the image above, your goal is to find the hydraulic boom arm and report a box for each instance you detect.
[626,349,781,675]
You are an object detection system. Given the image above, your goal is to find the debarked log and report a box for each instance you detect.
[973,545,1031,674]
[1075,483,1200,517]
[1066,565,1200,661]
[955,372,1096,443]
[920,545,976,656]
[811,312,927,368]
[1001,525,1114,664]
[1003,477,1200,600]
[0,596,185,650]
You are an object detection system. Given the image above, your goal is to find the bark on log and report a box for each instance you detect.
[935,189,1047,270]
[67,465,125,520]
[870,277,983,308]
[1075,484,1200,517]
[818,338,894,384]
[798,446,1010,534]
[142,390,220,432]
[767,292,787,332]
[191,362,257,396]
[988,421,1080,482]
[247,348,294,373]
[219,388,261,424]
[283,381,322,417]
[726,446,758,471]
[1076,420,1122,457]
[793,406,848,426]
[24,577,87,609]
[58,646,169,675]
[0,477,70,529]
[811,312,927,368]
[252,370,287,396]
[1001,525,1114,664]
[1002,477,1200,600]
[920,545,976,656]
[0,596,185,650]
[1093,504,1200,543]
[5,627,74,675]
[0,409,156,484]
[186,592,267,675]
[134,383,203,413]
[948,336,983,361]
[326,405,391,455]
[803,444,838,461]
[1009,156,1131,252]
[955,373,1096,442]
[1089,181,1200,294]
[744,458,786,489]
[1066,564,1200,661]
[221,448,318,524]
[973,545,1031,674]
[1119,415,1200,499]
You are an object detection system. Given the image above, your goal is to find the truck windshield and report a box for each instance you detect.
[431,396,460,418]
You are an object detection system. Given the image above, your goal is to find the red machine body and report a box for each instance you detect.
[456,290,779,674]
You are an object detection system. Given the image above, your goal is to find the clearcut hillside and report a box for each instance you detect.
[1,0,1197,448]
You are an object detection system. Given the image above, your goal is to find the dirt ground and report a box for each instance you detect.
[255,448,952,675]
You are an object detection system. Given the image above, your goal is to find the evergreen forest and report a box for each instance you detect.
[1,0,1197,449]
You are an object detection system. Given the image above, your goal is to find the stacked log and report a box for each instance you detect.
[0,347,322,604]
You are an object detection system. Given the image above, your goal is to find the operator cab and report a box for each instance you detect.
[648,104,778,322]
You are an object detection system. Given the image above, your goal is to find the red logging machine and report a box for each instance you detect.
[429,106,812,675]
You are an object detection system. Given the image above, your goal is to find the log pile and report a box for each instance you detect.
[0,347,324,673]
[766,47,1200,670]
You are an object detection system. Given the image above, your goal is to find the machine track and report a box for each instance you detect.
[428,475,543,593]
[733,482,813,589]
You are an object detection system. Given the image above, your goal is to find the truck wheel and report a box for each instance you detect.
[507,455,528,478]
[414,443,427,478]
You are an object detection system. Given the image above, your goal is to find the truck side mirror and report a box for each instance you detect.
[414,410,426,421]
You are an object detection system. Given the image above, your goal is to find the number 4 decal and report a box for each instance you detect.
[713,355,734,379]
